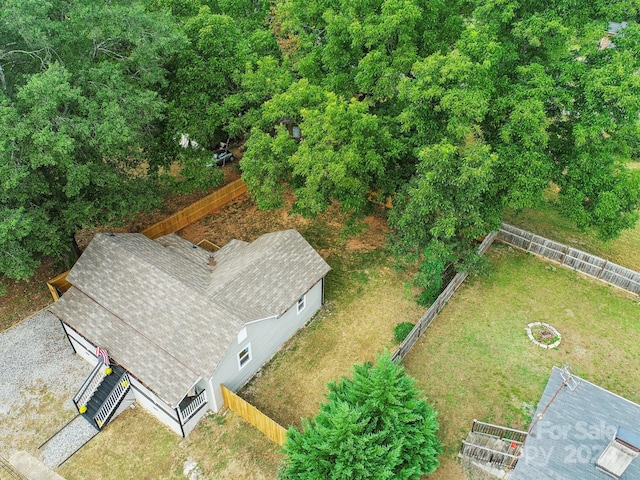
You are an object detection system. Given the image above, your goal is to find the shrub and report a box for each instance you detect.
[394,322,415,343]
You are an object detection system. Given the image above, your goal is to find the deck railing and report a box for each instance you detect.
[178,390,208,424]
[73,360,106,411]
[460,440,521,469]
[471,419,528,443]
[94,373,130,429]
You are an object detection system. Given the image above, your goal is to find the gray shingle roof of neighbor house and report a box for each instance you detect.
[512,366,640,479]
[50,230,330,408]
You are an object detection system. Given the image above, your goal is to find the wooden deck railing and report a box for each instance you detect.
[471,419,528,443]
[460,440,520,469]
[221,385,287,445]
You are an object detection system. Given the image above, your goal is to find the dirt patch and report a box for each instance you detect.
[75,168,242,250]
[179,190,389,256]
[0,258,59,332]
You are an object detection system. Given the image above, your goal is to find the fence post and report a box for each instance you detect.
[597,261,609,279]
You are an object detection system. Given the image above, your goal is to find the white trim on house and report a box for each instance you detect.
[243,315,278,326]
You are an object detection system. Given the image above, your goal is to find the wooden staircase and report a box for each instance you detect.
[459,420,527,473]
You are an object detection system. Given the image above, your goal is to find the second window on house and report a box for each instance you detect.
[297,295,306,313]
[238,344,251,369]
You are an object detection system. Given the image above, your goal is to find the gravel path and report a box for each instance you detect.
[0,310,92,457]
[40,415,98,468]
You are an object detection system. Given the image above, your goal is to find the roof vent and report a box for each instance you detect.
[596,426,640,478]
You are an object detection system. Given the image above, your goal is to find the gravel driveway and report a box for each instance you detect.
[0,309,92,461]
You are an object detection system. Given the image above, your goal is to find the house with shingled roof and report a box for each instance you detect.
[49,229,330,436]
[461,366,640,479]
[513,366,640,479]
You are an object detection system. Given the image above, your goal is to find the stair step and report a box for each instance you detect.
[80,364,128,424]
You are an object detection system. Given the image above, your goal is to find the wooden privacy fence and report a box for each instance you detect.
[498,223,640,296]
[221,385,287,445]
[392,231,498,363]
[141,178,247,239]
[47,179,248,301]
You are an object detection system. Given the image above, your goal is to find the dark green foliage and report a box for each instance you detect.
[280,353,441,479]
[0,0,182,278]
[4,0,640,295]
[394,322,415,343]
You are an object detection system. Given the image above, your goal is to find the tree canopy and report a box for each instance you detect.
[2,0,640,303]
[243,0,640,302]
[279,353,441,479]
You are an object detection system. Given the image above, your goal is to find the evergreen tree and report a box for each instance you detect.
[279,353,441,479]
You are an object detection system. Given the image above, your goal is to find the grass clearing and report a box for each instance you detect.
[58,408,283,480]
[241,264,425,428]
[401,246,640,479]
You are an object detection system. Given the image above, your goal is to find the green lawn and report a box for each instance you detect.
[401,246,640,479]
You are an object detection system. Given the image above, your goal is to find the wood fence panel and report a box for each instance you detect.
[47,271,72,300]
[221,385,287,445]
[600,263,640,294]
[498,224,533,250]
[392,232,498,363]
[528,236,567,263]
[141,179,247,239]
[498,223,640,296]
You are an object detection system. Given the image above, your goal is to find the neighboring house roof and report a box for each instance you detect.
[607,21,627,35]
[50,230,330,408]
[512,366,640,479]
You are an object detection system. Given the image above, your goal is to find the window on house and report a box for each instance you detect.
[238,344,251,370]
[297,295,306,314]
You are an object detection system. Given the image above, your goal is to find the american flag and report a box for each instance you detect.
[95,346,110,366]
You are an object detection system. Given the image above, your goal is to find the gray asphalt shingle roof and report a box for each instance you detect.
[50,230,330,408]
[512,366,640,479]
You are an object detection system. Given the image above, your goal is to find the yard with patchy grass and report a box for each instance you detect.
[401,245,640,479]
[58,408,283,480]
[4,177,640,479]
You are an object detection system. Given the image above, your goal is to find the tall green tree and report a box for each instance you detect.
[0,0,184,280]
[280,353,441,479]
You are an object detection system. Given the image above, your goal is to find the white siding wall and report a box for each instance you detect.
[209,278,324,410]
[128,376,183,436]
[63,324,100,366]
